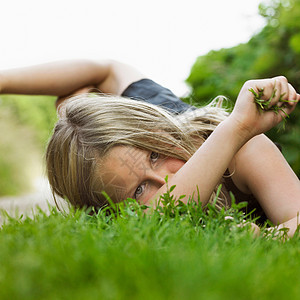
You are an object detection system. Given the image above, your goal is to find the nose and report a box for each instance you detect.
[149,157,185,187]
[149,167,175,187]
[154,172,174,186]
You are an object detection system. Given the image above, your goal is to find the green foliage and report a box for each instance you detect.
[0,95,57,195]
[0,94,57,146]
[289,33,300,53]
[186,0,300,176]
[0,189,299,300]
[0,107,39,195]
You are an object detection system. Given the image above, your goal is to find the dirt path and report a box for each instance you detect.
[0,177,67,225]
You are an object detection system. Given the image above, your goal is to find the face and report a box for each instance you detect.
[100,146,185,205]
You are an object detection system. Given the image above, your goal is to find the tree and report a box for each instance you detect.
[186,0,300,176]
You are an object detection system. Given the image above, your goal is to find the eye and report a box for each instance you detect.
[150,152,159,163]
[134,183,146,199]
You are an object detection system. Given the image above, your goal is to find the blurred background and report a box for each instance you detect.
[0,0,299,201]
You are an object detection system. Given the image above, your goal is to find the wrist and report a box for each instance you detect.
[222,116,254,146]
[226,114,256,142]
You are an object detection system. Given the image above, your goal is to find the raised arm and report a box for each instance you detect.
[0,59,144,98]
[150,77,300,221]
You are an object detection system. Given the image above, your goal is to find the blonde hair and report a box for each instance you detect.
[46,94,230,211]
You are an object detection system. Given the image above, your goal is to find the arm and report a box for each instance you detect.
[0,59,144,98]
[230,134,300,237]
[150,77,299,217]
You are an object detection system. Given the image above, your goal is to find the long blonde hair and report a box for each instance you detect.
[46,94,230,211]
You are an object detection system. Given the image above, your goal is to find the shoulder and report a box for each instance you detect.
[97,60,145,95]
[122,78,193,114]
[230,134,300,223]
[229,134,283,193]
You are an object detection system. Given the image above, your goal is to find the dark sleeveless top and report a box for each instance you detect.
[223,171,268,224]
[122,78,192,114]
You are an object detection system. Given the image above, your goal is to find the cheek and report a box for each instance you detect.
[99,171,127,202]
[141,186,160,205]
[164,158,185,173]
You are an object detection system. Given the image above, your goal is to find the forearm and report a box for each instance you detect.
[0,59,111,96]
[153,117,250,206]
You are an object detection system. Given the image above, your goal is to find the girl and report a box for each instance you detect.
[1,59,300,236]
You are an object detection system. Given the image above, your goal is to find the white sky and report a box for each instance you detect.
[1,0,265,95]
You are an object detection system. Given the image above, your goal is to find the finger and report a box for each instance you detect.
[275,79,289,108]
[281,85,299,115]
[277,101,296,119]
[73,85,96,95]
[56,95,69,111]
[287,83,298,104]
[250,223,261,237]
[253,78,280,109]
[268,76,288,108]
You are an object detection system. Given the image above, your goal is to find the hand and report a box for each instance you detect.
[224,216,260,237]
[230,76,299,139]
[55,85,96,112]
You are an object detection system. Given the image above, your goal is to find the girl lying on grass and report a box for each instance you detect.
[1,60,300,236]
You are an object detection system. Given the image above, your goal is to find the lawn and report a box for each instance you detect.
[0,193,300,300]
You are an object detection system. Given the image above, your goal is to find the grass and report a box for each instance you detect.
[1,189,300,300]
[249,85,298,130]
